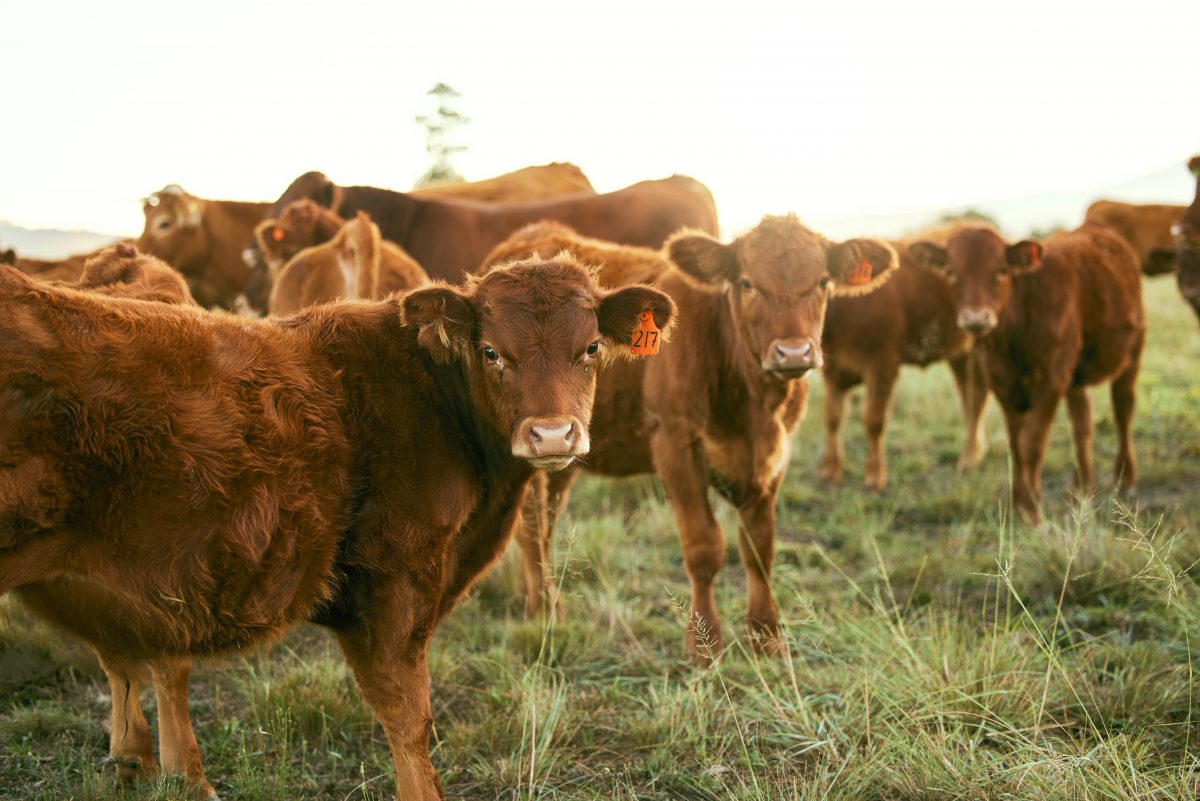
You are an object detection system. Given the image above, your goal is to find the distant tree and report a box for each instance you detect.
[937,208,1000,228]
[414,83,469,188]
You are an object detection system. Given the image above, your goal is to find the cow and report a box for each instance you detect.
[908,224,1144,522]
[240,171,720,310]
[65,242,199,306]
[483,217,897,661]
[0,253,674,800]
[1084,199,1185,276]
[1174,155,1200,323]
[136,184,272,310]
[408,162,594,202]
[6,248,104,284]
[819,229,989,490]
[253,199,346,275]
[268,212,428,316]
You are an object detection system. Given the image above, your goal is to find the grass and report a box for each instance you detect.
[2,276,1199,800]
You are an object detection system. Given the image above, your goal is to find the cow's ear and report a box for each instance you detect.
[827,238,897,296]
[597,284,677,356]
[908,242,951,275]
[401,284,475,363]
[1189,155,1200,177]
[1005,240,1043,275]
[1145,248,1177,276]
[666,230,739,287]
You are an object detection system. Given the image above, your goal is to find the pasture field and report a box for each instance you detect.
[2,276,1199,800]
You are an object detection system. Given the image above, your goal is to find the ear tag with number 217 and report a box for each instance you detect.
[631,311,661,355]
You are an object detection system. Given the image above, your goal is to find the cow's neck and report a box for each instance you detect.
[426,356,535,617]
[193,200,269,301]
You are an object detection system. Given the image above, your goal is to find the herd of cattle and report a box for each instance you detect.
[1,157,1198,800]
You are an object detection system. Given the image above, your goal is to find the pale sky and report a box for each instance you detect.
[4,0,1198,238]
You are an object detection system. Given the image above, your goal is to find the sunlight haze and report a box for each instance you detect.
[5,0,1198,241]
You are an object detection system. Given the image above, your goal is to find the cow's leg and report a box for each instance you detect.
[1014,391,1062,523]
[1066,386,1094,497]
[1110,348,1141,491]
[337,605,441,801]
[1000,405,1032,521]
[735,488,780,654]
[149,658,216,800]
[950,352,990,469]
[652,432,725,663]
[818,376,848,483]
[94,651,158,784]
[518,469,578,619]
[863,361,899,491]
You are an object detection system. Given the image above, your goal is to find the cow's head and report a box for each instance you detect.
[74,243,199,306]
[244,200,345,312]
[137,185,206,268]
[666,215,896,378]
[401,255,676,470]
[908,226,1042,336]
[1175,156,1200,323]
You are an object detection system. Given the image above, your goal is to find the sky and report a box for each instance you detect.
[4,0,1198,240]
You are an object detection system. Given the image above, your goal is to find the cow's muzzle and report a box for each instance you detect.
[957,306,997,336]
[512,416,589,470]
[763,338,822,377]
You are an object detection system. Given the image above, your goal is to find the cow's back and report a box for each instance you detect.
[1,275,351,656]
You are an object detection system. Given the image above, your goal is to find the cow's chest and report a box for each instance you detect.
[700,406,794,499]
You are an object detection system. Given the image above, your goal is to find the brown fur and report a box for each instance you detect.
[64,243,199,306]
[485,217,896,660]
[820,227,989,490]
[1175,156,1200,323]
[9,245,122,284]
[241,172,720,310]
[136,184,271,309]
[411,162,594,202]
[909,224,1145,522]
[0,254,673,800]
[1084,200,1185,276]
[269,213,428,316]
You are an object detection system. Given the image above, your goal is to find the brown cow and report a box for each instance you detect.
[65,242,199,306]
[0,254,673,800]
[819,230,989,490]
[253,199,346,275]
[485,218,896,660]
[411,162,594,202]
[908,224,1144,522]
[268,212,428,316]
[1174,155,1200,323]
[7,248,105,284]
[1084,199,1185,276]
[241,171,720,309]
[136,184,272,309]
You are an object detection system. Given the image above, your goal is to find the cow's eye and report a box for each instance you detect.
[483,346,500,364]
[739,278,753,291]
[586,341,600,357]
[156,218,172,232]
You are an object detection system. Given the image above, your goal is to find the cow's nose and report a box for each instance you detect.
[957,307,997,335]
[529,422,575,453]
[765,338,821,375]
[512,416,589,469]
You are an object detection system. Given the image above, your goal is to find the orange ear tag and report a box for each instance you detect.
[630,310,661,356]
[846,258,873,286]
[271,227,285,242]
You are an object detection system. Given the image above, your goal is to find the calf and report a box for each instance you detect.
[909,224,1144,522]
[819,234,989,490]
[67,242,199,306]
[268,212,427,316]
[0,256,673,800]
[136,184,271,309]
[485,218,896,660]
[1084,200,1186,276]
[1174,155,1200,323]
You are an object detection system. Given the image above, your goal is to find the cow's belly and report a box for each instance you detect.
[16,522,342,658]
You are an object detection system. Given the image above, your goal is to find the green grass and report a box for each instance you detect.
[2,277,1199,800]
